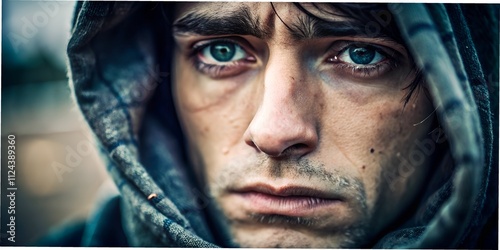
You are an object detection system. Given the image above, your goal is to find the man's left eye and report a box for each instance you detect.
[200,41,247,64]
[338,45,385,65]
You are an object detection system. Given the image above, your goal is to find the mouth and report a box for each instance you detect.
[229,183,344,218]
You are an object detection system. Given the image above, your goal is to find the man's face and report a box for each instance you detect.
[172,3,435,248]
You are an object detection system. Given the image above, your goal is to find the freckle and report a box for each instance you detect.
[362,165,366,170]
[370,148,375,153]
[378,151,383,154]
[203,126,209,132]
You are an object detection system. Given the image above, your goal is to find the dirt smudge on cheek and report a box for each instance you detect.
[371,100,435,203]
[364,106,407,195]
[201,125,211,136]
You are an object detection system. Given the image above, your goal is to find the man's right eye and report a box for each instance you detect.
[200,41,247,63]
[190,39,257,79]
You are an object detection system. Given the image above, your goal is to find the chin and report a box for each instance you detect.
[230,224,369,248]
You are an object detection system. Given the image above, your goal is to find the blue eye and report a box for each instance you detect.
[339,45,385,65]
[200,41,247,64]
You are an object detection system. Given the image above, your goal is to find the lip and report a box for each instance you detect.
[230,183,344,217]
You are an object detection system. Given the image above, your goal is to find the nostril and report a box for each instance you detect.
[279,143,312,157]
[245,137,259,151]
[291,143,309,151]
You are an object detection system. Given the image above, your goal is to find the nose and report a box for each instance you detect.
[243,53,319,158]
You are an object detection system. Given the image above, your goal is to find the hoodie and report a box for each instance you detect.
[51,2,498,248]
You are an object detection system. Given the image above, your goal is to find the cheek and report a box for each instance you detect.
[357,94,435,230]
[172,54,258,176]
[318,86,435,220]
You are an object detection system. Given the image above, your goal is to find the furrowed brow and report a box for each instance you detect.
[290,16,377,40]
[173,8,269,38]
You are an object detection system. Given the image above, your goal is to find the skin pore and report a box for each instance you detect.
[171,3,436,248]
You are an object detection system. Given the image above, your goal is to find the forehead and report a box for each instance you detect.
[174,2,346,22]
[174,2,272,16]
[173,3,373,41]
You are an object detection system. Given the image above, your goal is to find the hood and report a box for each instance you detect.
[67,2,498,248]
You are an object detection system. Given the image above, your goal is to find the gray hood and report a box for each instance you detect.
[67,2,498,247]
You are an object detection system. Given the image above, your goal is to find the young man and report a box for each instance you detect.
[59,2,496,248]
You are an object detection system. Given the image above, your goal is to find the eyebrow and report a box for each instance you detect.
[289,15,363,40]
[173,7,270,38]
[173,7,382,41]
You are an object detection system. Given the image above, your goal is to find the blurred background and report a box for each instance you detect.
[2,1,110,245]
